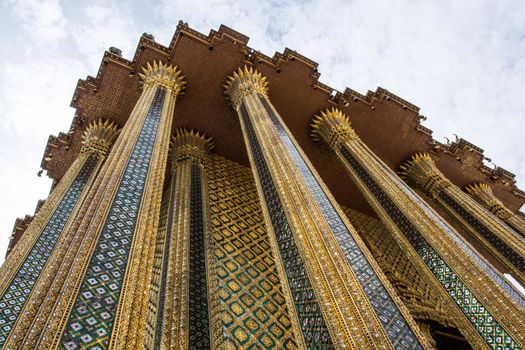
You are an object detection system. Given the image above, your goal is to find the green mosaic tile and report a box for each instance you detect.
[340,145,521,349]
[208,156,298,349]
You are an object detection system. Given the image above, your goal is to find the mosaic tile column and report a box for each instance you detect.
[466,182,525,238]
[3,61,185,350]
[401,153,525,287]
[0,119,118,348]
[225,66,429,350]
[154,129,214,349]
[311,108,525,349]
[6,99,159,350]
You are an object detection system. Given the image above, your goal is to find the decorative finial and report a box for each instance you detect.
[465,182,492,194]
[139,60,186,95]
[224,65,269,108]
[311,108,358,149]
[171,128,214,167]
[465,183,512,220]
[399,153,451,197]
[81,119,120,157]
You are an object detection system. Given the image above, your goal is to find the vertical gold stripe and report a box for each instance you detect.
[163,159,191,349]
[310,108,524,347]
[243,94,389,348]
[346,141,524,344]
[111,86,179,349]
[25,85,159,350]
[225,67,427,348]
[3,121,120,349]
[401,154,525,287]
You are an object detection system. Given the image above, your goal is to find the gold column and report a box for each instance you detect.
[466,182,525,237]
[401,154,525,287]
[225,67,429,350]
[157,129,214,349]
[4,61,185,350]
[343,208,455,331]
[311,108,525,349]
[143,176,171,350]
[0,119,119,349]
[415,322,437,350]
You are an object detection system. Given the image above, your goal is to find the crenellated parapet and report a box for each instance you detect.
[7,22,525,350]
[6,215,34,257]
[3,59,188,350]
[36,23,524,218]
[5,199,47,257]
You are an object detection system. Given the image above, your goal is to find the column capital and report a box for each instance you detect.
[140,61,186,95]
[399,153,451,197]
[465,183,512,220]
[171,128,214,167]
[311,108,359,149]
[224,66,269,108]
[80,119,120,157]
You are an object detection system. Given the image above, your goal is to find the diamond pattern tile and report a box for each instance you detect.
[340,145,521,349]
[439,192,525,271]
[0,155,98,347]
[207,154,298,349]
[240,102,332,348]
[377,159,525,307]
[259,96,422,350]
[60,88,166,349]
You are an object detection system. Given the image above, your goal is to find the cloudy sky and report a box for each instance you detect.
[0,0,524,260]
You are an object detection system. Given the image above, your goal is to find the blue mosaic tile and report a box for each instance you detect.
[259,96,422,350]
[240,102,334,348]
[339,145,521,349]
[373,156,525,307]
[438,192,525,272]
[0,155,98,347]
[60,88,166,349]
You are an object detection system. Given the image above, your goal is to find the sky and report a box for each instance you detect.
[0,0,524,260]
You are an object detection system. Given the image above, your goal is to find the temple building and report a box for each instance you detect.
[1,23,525,349]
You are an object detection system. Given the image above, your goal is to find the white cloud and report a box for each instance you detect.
[69,2,141,71]
[7,0,66,45]
[0,56,88,262]
[2,59,84,134]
